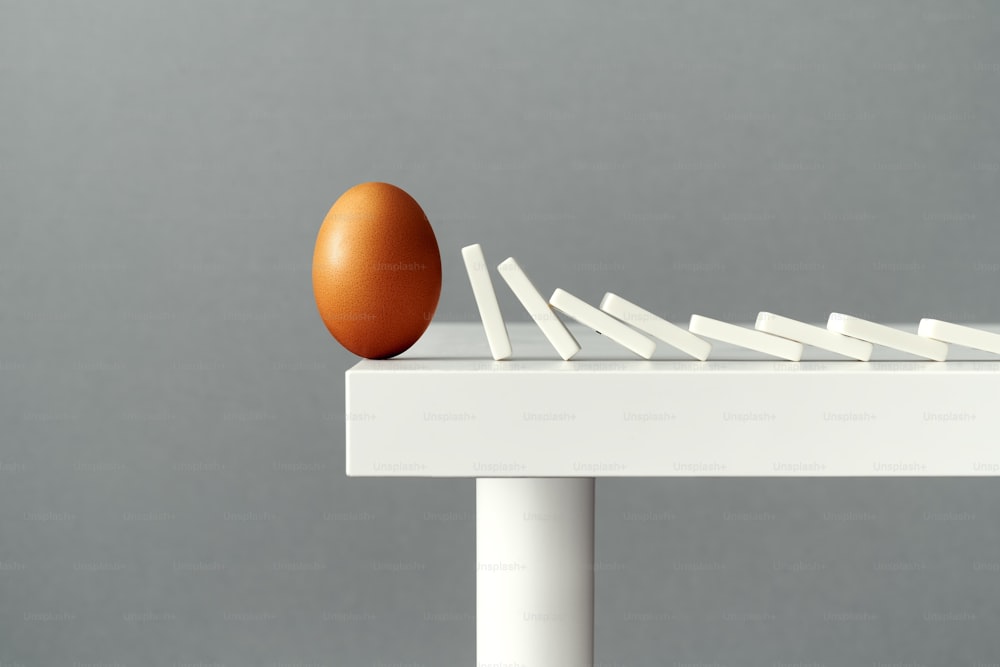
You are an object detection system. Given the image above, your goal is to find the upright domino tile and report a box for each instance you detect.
[689,314,803,361]
[755,312,873,361]
[497,258,580,360]
[462,244,512,360]
[917,319,1000,356]
[549,289,656,359]
[600,293,711,360]
[828,313,948,361]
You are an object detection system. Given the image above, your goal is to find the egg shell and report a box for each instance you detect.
[312,182,442,359]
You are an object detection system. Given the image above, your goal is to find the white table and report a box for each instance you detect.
[346,322,1000,667]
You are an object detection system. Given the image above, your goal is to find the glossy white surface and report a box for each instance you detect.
[600,292,711,360]
[496,257,580,360]
[549,288,655,359]
[829,313,948,361]
[690,314,804,361]
[756,311,873,361]
[461,244,511,360]
[345,323,1000,477]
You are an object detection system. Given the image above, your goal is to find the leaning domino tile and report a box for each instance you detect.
[689,314,803,361]
[755,312,873,361]
[461,244,512,360]
[827,313,947,361]
[497,258,580,360]
[550,289,656,359]
[600,293,710,360]
[917,318,1000,356]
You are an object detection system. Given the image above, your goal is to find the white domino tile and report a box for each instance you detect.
[827,313,948,361]
[755,312,873,361]
[600,293,710,360]
[497,258,580,360]
[918,318,1000,356]
[461,244,512,360]
[689,314,803,361]
[549,289,656,359]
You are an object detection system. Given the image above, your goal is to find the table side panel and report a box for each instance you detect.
[346,369,1000,477]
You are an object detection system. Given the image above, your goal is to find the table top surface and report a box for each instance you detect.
[350,321,1000,372]
[346,322,1000,478]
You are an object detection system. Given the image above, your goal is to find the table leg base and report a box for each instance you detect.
[476,477,595,667]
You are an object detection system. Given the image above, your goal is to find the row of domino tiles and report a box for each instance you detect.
[461,244,1000,362]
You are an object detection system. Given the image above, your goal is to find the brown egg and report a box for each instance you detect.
[312,182,442,359]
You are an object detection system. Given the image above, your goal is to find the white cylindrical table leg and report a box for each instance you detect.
[476,477,595,667]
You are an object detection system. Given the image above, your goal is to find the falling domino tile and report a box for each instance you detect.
[755,312,873,361]
[917,319,1000,356]
[497,258,580,360]
[689,314,803,361]
[600,293,711,360]
[461,244,512,361]
[549,289,656,359]
[827,313,948,361]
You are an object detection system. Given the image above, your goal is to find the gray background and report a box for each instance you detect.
[3,0,1000,664]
